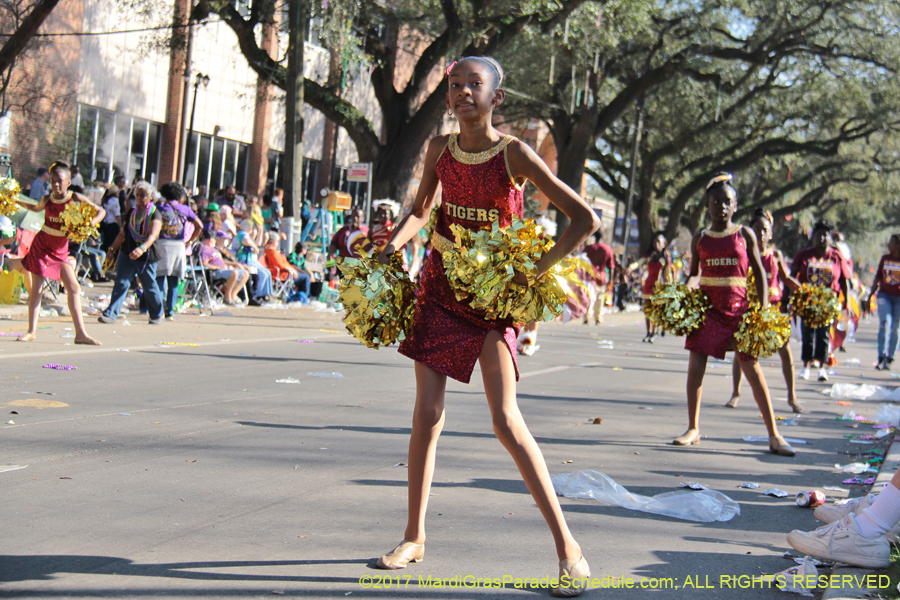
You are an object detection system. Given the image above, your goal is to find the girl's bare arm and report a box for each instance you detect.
[742,226,768,309]
[506,140,599,277]
[378,135,447,263]
[775,250,800,291]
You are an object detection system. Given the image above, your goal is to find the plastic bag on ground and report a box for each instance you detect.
[774,558,818,597]
[874,404,900,426]
[825,383,900,401]
[551,470,740,523]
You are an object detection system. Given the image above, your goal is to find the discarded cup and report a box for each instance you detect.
[307,372,344,378]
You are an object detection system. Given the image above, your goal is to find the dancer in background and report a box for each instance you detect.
[727,209,803,413]
[673,174,794,456]
[868,234,900,370]
[790,221,850,382]
[635,232,671,342]
[15,161,103,345]
[375,56,599,596]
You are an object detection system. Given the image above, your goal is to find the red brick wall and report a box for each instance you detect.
[5,0,83,186]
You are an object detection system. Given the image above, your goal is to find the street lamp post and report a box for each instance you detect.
[182,72,210,188]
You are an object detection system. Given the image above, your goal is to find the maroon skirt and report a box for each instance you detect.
[21,230,69,280]
[399,250,519,383]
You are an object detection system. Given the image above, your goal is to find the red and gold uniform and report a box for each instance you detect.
[685,226,750,359]
[641,258,666,300]
[762,251,783,306]
[22,192,72,280]
[399,133,523,383]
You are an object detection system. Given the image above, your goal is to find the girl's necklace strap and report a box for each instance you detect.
[448,132,515,165]
[702,225,741,239]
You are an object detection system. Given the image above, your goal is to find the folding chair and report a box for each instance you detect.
[258,253,292,301]
[179,242,216,315]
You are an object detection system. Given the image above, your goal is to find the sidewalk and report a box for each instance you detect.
[821,436,900,600]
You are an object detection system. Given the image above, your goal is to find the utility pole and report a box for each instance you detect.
[620,95,644,269]
[282,0,304,248]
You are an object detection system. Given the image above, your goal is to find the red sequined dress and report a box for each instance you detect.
[684,226,750,359]
[762,251,783,306]
[22,192,73,280]
[641,257,666,300]
[399,133,524,383]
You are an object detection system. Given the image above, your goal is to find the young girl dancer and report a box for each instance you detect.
[14,161,103,345]
[673,174,794,456]
[726,208,803,413]
[375,56,599,597]
[636,232,671,342]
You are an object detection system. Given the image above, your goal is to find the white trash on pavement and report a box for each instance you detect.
[551,470,740,523]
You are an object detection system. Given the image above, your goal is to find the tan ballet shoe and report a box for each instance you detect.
[74,336,101,346]
[16,333,35,342]
[725,395,740,408]
[672,429,700,446]
[769,435,796,457]
[553,555,590,597]
[788,399,805,414]
[376,541,424,570]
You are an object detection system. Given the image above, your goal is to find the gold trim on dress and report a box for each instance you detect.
[49,191,72,204]
[431,231,455,255]
[699,276,746,287]
[41,225,65,236]
[448,132,514,165]
[702,226,741,239]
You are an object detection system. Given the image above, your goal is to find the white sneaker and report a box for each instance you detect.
[818,367,829,382]
[815,494,875,523]
[800,366,810,381]
[786,514,890,568]
[815,494,900,542]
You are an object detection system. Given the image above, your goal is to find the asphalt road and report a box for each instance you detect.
[1,302,897,599]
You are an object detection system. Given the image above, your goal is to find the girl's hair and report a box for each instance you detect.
[705,172,736,199]
[133,181,154,197]
[206,211,223,230]
[49,161,71,178]
[812,220,835,233]
[448,56,505,87]
[750,208,773,227]
[891,233,900,243]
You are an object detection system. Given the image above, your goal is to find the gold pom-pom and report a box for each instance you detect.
[0,177,21,216]
[441,218,574,322]
[789,283,841,329]
[337,251,416,349]
[645,282,710,336]
[60,201,99,243]
[735,304,791,358]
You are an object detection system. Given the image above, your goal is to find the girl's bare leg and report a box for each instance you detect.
[674,351,706,444]
[778,342,802,412]
[18,273,44,341]
[402,361,447,545]
[738,355,780,437]
[726,357,741,407]
[479,330,581,562]
[59,264,99,345]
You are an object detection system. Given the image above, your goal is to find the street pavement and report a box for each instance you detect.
[1,299,898,599]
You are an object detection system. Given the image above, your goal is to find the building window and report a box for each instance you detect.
[266,151,319,204]
[183,132,249,195]
[73,104,162,186]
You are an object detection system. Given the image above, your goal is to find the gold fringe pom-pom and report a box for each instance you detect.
[735,304,791,358]
[337,251,416,349]
[645,282,710,336]
[441,218,575,323]
[60,201,99,243]
[789,283,841,329]
[0,177,20,216]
